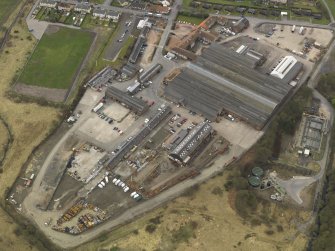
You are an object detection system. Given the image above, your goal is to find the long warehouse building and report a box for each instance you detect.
[169,122,213,164]
[105,86,149,115]
[165,43,298,129]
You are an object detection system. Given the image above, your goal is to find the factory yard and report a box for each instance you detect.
[140,29,162,66]
[254,24,333,62]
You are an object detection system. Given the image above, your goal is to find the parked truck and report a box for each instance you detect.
[92,102,104,113]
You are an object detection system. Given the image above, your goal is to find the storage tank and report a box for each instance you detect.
[248,176,261,187]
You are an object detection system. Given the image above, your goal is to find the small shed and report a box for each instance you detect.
[304,148,310,157]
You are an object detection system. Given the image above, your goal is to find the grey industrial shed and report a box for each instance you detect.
[164,43,294,129]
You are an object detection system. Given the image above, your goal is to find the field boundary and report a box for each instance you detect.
[64,29,98,102]
[12,25,96,103]
[0,115,13,170]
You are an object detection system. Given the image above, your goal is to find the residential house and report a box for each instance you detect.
[93,8,106,18]
[106,10,120,21]
[57,2,74,12]
[74,3,92,14]
[39,0,57,8]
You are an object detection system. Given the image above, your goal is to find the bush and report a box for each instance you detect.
[145,224,157,233]
[149,215,162,225]
[277,225,283,232]
[13,227,22,236]
[235,190,257,218]
[182,184,199,197]
[265,229,274,235]
[250,218,262,226]
[211,186,223,196]
[172,222,196,243]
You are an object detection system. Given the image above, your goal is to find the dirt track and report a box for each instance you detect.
[14,83,67,102]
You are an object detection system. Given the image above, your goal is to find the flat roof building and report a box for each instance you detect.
[138,63,162,83]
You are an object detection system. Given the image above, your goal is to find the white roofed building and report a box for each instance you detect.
[270,55,302,82]
[137,18,152,29]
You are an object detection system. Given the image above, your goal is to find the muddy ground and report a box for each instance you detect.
[14,83,67,102]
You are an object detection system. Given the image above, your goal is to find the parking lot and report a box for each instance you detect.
[76,108,135,145]
[87,177,137,215]
[102,102,130,122]
[104,13,139,61]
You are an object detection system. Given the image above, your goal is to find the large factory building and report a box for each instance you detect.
[169,122,213,165]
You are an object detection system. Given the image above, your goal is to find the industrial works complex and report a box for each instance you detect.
[14,2,324,242]
[165,43,303,129]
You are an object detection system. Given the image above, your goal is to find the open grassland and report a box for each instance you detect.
[0,2,61,251]
[0,120,9,164]
[19,27,93,89]
[74,170,309,251]
[0,0,20,25]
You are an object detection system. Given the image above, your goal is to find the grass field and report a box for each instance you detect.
[177,14,204,25]
[19,27,93,89]
[0,0,20,25]
[325,0,335,20]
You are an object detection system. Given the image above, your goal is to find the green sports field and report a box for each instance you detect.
[0,0,20,25]
[19,27,94,89]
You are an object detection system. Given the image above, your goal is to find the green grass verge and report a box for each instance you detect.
[177,14,204,25]
[324,0,335,20]
[111,0,122,7]
[90,0,105,4]
[19,27,94,89]
[0,0,20,25]
[182,0,329,23]
[117,35,136,60]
